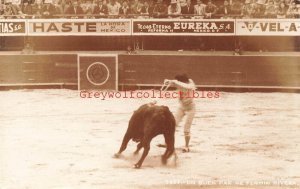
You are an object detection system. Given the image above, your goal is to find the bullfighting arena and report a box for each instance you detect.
[0,89,299,189]
[1,16,300,189]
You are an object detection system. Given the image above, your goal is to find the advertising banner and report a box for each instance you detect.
[2,19,299,37]
[132,19,235,36]
[0,20,26,36]
[236,19,300,36]
[28,19,131,36]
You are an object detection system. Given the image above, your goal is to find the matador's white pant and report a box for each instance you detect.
[175,105,196,137]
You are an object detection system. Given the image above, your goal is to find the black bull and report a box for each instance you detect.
[114,103,176,168]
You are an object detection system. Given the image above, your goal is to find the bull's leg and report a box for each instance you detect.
[114,133,131,158]
[161,135,171,159]
[134,142,143,155]
[161,133,175,164]
[162,145,169,157]
[134,136,151,168]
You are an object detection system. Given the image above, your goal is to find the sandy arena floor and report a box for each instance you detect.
[0,89,299,189]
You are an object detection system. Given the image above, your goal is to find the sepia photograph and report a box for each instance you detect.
[0,0,300,188]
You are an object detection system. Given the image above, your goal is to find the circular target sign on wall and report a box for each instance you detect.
[78,55,117,90]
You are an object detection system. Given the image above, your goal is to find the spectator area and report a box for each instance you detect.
[1,0,300,51]
[0,0,300,19]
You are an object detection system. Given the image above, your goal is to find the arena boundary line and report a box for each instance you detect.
[0,83,77,90]
[118,83,300,92]
[1,83,299,92]
[120,84,300,89]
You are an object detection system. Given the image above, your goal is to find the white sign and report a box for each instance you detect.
[27,19,131,36]
[236,19,300,36]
